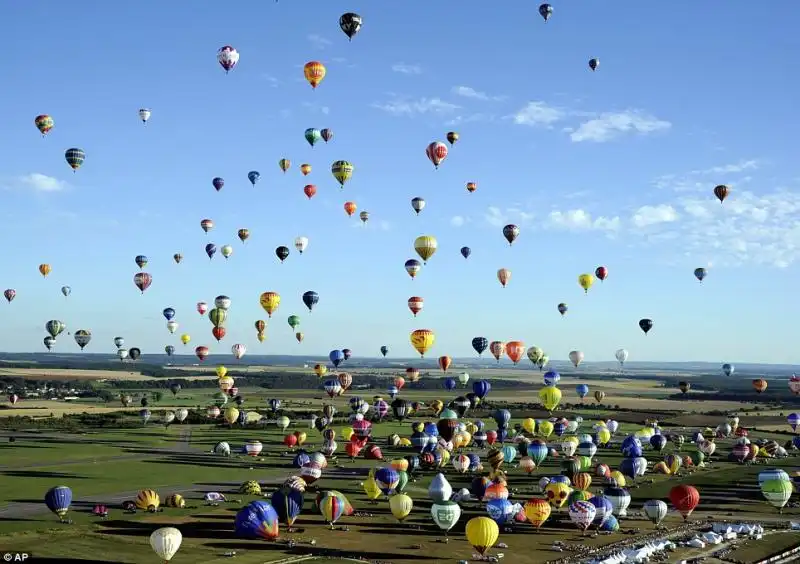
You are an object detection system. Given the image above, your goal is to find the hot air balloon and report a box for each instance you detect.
[42,336,55,351]
[425,141,448,169]
[321,128,333,143]
[339,12,362,40]
[359,210,370,224]
[173,253,182,264]
[205,243,217,259]
[539,3,553,21]
[248,171,260,186]
[134,255,148,269]
[304,61,326,89]
[497,268,511,288]
[234,501,279,539]
[489,341,506,363]
[294,236,308,254]
[446,131,459,145]
[344,201,357,217]
[411,197,426,215]
[472,337,488,356]
[569,350,584,368]
[238,229,250,243]
[150,527,182,563]
[722,363,735,377]
[138,108,151,124]
[753,378,768,393]
[466,181,477,193]
[461,246,471,259]
[438,355,452,372]
[134,272,152,293]
[232,344,246,360]
[35,114,54,136]
[278,158,291,173]
[304,128,321,147]
[212,177,224,192]
[694,267,707,282]
[714,184,729,203]
[331,160,354,188]
[39,263,52,277]
[414,236,438,263]
[539,386,562,412]
[65,148,85,171]
[502,224,519,245]
[506,341,525,364]
[4,289,15,303]
[303,184,317,199]
[275,246,290,263]
[217,45,239,73]
[410,329,435,357]
[669,485,699,521]
[61,285,71,297]
[380,346,390,357]
[195,346,209,362]
[639,318,653,335]
[615,348,629,367]
[408,296,424,317]
[260,292,281,317]
[302,291,319,312]
[589,58,599,71]
[578,273,594,293]
[405,259,422,279]
[129,347,141,361]
[465,517,499,557]
[74,330,91,350]
[201,219,214,232]
[44,486,72,521]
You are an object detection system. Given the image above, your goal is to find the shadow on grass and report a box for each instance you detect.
[3,470,88,479]
[205,542,441,560]
[97,519,239,539]
[24,559,112,563]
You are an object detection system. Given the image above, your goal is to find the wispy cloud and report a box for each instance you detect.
[302,101,330,115]
[451,86,507,102]
[450,215,470,227]
[654,159,762,193]
[352,218,391,231]
[262,74,281,88]
[372,97,460,116]
[4,173,68,193]
[631,204,679,227]
[445,113,497,127]
[547,209,621,233]
[307,34,332,50]
[392,63,422,75]
[484,206,535,227]
[510,101,671,143]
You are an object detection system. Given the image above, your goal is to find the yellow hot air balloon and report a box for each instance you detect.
[39,263,52,277]
[300,163,312,175]
[609,470,627,487]
[218,376,234,392]
[135,489,161,512]
[304,61,327,89]
[524,498,552,529]
[539,386,562,412]
[314,364,328,378]
[538,420,554,438]
[331,160,354,187]
[597,427,612,445]
[410,329,435,357]
[294,431,307,446]
[413,235,438,263]
[522,418,536,434]
[342,427,354,441]
[430,399,443,416]
[465,517,500,557]
[223,406,239,425]
[259,291,281,318]
[544,482,572,508]
[180,333,191,345]
[278,158,291,173]
[215,365,228,378]
[389,493,413,521]
[578,273,595,294]
[363,476,382,500]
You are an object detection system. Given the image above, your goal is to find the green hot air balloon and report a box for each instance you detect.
[208,308,227,328]
[304,128,322,147]
[761,478,793,512]
[46,320,65,338]
[430,500,462,535]
[288,315,301,331]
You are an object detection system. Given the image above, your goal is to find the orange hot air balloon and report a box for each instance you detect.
[38,263,52,277]
[489,341,506,362]
[304,61,326,89]
[753,378,768,393]
[405,367,420,383]
[304,184,317,199]
[438,355,452,373]
[506,341,525,364]
[466,182,477,193]
[408,296,424,317]
[344,201,357,216]
[300,163,312,176]
[497,268,511,288]
[394,376,405,390]
[338,372,353,390]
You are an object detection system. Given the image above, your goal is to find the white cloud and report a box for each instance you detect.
[484,206,534,227]
[450,216,466,227]
[631,204,679,228]
[302,101,330,115]
[654,159,762,193]
[8,173,68,193]
[372,97,460,116]
[692,159,761,175]
[547,209,621,232]
[569,111,671,142]
[262,74,280,87]
[307,34,332,49]
[451,86,506,102]
[445,113,496,126]
[392,63,422,75]
[511,101,565,127]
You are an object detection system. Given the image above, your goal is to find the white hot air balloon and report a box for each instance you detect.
[163,411,176,425]
[138,108,151,124]
[117,348,129,361]
[166,320,178,334]
[294,236,309,254]
[150,526,182,562]
[175,408,189,423]
[615,348,629,368]
[428,473,453,503]
[214,296,231,310]
[569,350,584,368]
[231,344,246,359]
[221,244,233,259]
[642,499,668,526]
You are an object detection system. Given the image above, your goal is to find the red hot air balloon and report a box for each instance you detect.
[134,272,152,293]
[669,485,699,521]
[4,289,16,303]
[304,185,317,199]
[425,142,448,169]
[438,355,452,373]
[212,327,226,341]
[506,341,525,364]
[407,296,424,317]
[595,266,608,282]
[195,346,209,361]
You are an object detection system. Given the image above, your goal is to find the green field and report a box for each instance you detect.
[1,373,799,563]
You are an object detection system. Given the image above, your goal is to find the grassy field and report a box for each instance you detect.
[0,370,798,563]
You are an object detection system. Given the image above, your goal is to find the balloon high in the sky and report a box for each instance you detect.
[339,13,362,40]
[714,184,729,203]
[217,45,239,73]
[539,3,553,21]
[425,142,448,169]
[411,197,425,215]
[35,114,54,136]
[304,61,326,89]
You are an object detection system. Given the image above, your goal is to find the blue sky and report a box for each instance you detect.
[1,2,799,363]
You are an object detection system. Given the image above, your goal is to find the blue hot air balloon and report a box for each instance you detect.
[292,452,311,468]
[380,345,389,357]
[650,434,667,451]
[162,307,176,321]
[329,350,345,368]
[302,291,319,312]
[472,380,491,400]
[471,337,488,356]
[493,409,511,429]
[270,487,303,528]
[576,384,589,399]
[205,243,217,259]
[544,370,561,386]
[486,498,515,525]
[443,378,456,391]
[460,246,471,259]
[269,398,281,413]
[788,413,800,432]
[234,500,279,540]
[248,171,261,186]
[374,467,400,495]
[44,485,72,521]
